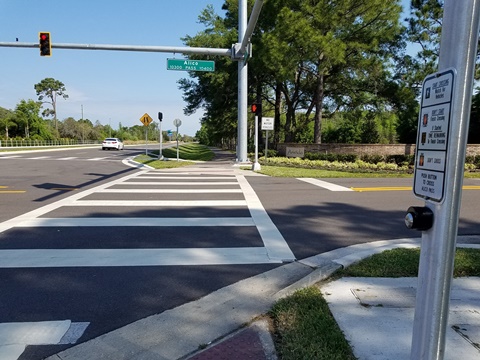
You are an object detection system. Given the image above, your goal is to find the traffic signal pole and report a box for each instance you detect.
[237,0,248,163]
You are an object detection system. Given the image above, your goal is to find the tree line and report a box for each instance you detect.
[3,1,480,147]
[0,78,190,143]
[181,0,480,148]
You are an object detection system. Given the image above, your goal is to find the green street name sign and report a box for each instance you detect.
[167,58,215,72]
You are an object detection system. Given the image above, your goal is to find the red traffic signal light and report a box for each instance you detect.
[251,103,261,115]
[39,32,51,57]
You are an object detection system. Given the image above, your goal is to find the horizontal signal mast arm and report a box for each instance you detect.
[0,42,232,57]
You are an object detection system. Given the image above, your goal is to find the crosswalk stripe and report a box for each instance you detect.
[67,200,248,207]
[123,181,237,185]
[98,188,242,193]
[17,217,255,227]
[237,175,295,262]
[0,248,277,267]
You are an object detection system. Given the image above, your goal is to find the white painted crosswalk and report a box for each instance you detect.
[0,164,297,360]
[0,168,296,267]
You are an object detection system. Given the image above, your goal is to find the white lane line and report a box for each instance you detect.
[0,248,278,268]
[67,200,247,207]
[87,157,109,161]
[122,181,237,185]
[98,188,242,193]
[25,156,50,160]
[57,157,78,160]
[0,155,21,159]
[18,217,255,227]
[236,175,296,262]
[298,178,354,191]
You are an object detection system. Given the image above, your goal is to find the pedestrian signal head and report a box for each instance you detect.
[251,103,261,115]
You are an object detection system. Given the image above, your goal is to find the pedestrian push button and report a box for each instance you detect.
[405,206,434,231]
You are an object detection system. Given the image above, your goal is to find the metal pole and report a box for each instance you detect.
[410,1,480,359]
[0,42,231,56]
[252,115,261,171]
[145,127,148,156]
[159,121,163,160]
[239,0,264,53]
[237,0,248,163]
[265,130,268,162]
[176,126,179,161]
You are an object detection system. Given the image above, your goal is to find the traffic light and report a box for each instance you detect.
[251,103,261,116]
[158,112,163,121]
[39,32,51,57]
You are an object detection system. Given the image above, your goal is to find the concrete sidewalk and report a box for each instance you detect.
[44,236,480,360]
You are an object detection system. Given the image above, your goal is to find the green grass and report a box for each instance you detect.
[271,247,480,359]
[270,287,356,360]
[134,143,214,169]
[251,164,480,178]
[159,143,215,161]
[256,165,413,178]
[337,247,480,278]
[134,155,196,169]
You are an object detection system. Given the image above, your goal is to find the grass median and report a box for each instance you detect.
[270,247,480,360]
[134,143,214,169]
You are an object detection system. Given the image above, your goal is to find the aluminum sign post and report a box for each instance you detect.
[410,1,480,359]
[173,119,182,161]
[140,113,153,155]
[158,112,163,160]
[261,117,274,162]
[252,114,261,171]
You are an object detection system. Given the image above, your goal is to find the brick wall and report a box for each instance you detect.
[276,143,480,157]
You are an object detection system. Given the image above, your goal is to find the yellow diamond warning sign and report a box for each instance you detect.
[140,113,153,126]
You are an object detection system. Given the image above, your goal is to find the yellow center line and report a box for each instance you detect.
[352,187,412,192]
[352,185,480,192]
[0,185,26,193]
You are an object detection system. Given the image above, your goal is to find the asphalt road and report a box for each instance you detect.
[0,146,479,360]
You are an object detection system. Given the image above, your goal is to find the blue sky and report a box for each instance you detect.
[0,0,226,136]
[1,0,412,136]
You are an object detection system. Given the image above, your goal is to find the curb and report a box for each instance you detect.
[46,236,480,360]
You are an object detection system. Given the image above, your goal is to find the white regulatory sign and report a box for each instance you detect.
[261,117,274,131]
[413,68,456,203]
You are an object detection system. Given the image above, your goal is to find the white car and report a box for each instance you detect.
[102,138,124,150]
